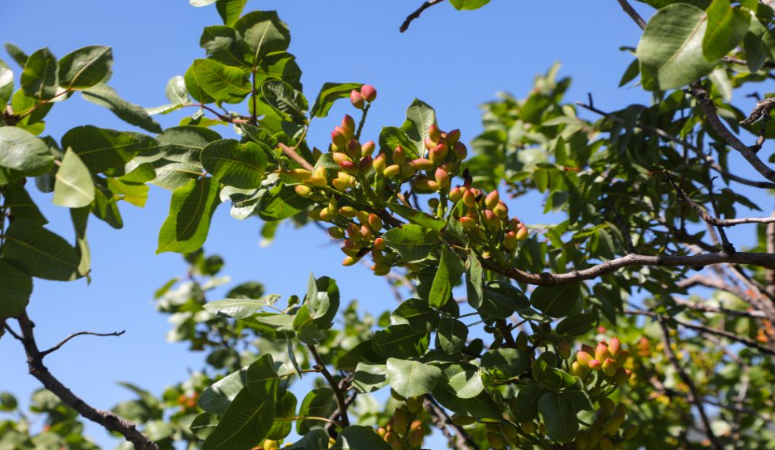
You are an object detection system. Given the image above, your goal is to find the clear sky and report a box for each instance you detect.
[0,0,768,448]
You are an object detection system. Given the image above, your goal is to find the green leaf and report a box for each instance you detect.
[381,224,441,262]
[445,364,484,399]
[166,75,190,104]
[308,275,340,329]
[288,429,329,450]
[429,247,464,308]
[4,183,47,225]
[246,354,280,401]
[21,48,58,100]
[432,385,502,420]
[449,0,492,10]
[258,183,310,221]
[530,283,581,318]
[157,178,220,254]
[70,207,90,282]
[392,298,438,333]
[216,0,247,26]
[292,304,325,344]
[201,389,274,450]
[512,384,543,422]
[157,125,222,166]
[184,65,215,104]
[332,426,392,450]
[0,127,54,175]
[401,99,437,152]
[190,413,219,440]
[386,358,442,398]
[190,0,217,6]
[204,298,273,319]
[53,149,95,208]
[0,58,13,111]
[198,367,249,414]
[387,202,445,231]
[261,79,308,124]
[564,377,593,411]
[62,125,156,174]
[437,314,468,355]
[0,259,33,319]
[192,59,252,104]
[58,46,113,90]
[352,363,389,394]
[538,392,578,443]
[637,3,718,91]
[372,324,429,359]
[556,313,596,336]
[82,84,162,133]
[310,82,363,118]
[378,126,420,160]
[234,11,292,64]
[466,251,484,309]
[264,391,296,441]
[2,220,79,281]
[703,0,749,61]
[297,388,336,435]
[201,140,268,189]
[5,43,29,67]
[481,348,530,379]
[478,281,529,319]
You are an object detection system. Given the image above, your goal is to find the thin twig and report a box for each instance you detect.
[307,345,350,428]
[40,330,126,358]
[658,318,723,450]
[400,0,446,33]
[14,312,159,450]
[615,0,646,29]
[423,395,480,450]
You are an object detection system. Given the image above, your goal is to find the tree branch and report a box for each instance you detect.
[688,83,775,184]
[423,395,480,450]
[14,312,159,450]
[577,101,775,190]
[307,344,350,428]
[658,318,723,450]
[483,250,775,286]
[400,0,446,33]
[40,330,125,358]
[615,0,646,30]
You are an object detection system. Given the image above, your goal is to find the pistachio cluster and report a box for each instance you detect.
[573,399,638,450]
[571,338,632,384]
[376,397,427,449]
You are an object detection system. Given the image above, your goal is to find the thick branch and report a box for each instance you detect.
[307,345,350,427]
[423,395,480,450]
[14,313,159,450]
[484,251,775,286]
[616,0,646,29]
[400,0,446,33]
[578,102,775,190]
[658,319,723,450]
[278,143,314,171]
[688,84,775,184]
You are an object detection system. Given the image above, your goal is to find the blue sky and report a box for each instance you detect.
[0,0,769,447]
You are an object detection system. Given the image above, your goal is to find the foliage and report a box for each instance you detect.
[3,1,775,450]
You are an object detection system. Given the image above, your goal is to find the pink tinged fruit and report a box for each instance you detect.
[411,158,435,171]
[503,231,518,250]
[459,216,477,229]
[463,190,477,207]
[383,165,400,178]
[362,141,376,157]
[446,129,461,145]
[429,124,441,142]
[453,142,468,159]
[576,351,593,367]
[342,256,360,266]
[374,154,387,172]
[341,115,356,134]
[368,214,383,231]
[359,155,373,174]
[350,89,365,109]
[494,201,508,218]
[331,128,348,147]
[435,167,450,188]
[608,338,622,358]
[393,146,406,165]
[347,139,361,159]
[588,359,602,371]
[449,187,464,203]
[602,358,618,377]
[595,342,610,362]
[361,85,377,103]
[332,152,351,164]
[516,225,528,240]
[374,237,386,251]
[485,190,500,209]
[339,160,358,174]
[425,138,436,151]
